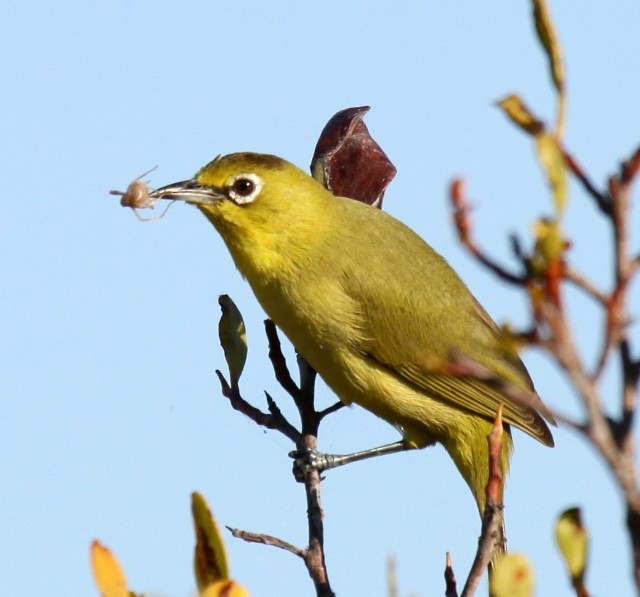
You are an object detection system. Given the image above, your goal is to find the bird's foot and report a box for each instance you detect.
[289,448,340,482]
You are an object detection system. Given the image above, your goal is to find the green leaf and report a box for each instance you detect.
[556,507,589,590]
[218,295,248,388]
[532,218,565,267]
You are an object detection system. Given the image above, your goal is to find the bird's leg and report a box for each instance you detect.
[289,440,408,481]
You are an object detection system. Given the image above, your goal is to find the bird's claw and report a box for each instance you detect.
[289,448,335,482]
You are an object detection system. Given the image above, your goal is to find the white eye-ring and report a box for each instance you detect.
[227,173,263,205]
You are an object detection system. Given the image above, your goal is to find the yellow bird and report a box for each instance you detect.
[150,152,554,521]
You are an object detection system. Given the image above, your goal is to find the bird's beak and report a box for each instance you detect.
[148,179,225,205]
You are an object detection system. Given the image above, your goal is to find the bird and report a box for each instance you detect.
[149,151,555,533]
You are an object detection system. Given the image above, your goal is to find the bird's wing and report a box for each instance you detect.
[337,222,555,446]
[364,294,554,446]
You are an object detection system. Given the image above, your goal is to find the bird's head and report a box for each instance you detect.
[150,152,333,276]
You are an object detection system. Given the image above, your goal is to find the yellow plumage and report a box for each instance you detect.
[152,152,554,516]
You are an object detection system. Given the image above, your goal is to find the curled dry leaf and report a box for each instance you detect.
[310,106,396,207]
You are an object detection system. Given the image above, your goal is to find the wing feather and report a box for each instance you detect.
[336,200,555,446]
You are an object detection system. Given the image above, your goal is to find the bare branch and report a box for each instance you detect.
[461,408,506,596]
[387,555,399,597]
[619,146,640,184]
[299,431,334,597]
[227,527,306,559]
[318,401,346,421]
[449,179,527,285]
[215,370,301,443]
[265,319,302,401]
[561,145,611,214]
[564,265,609,305]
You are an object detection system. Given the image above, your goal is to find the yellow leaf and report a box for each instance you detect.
[489,553,534,597]
[556,507,589,588]
[90,540,129,597]
[531,0,567,137]
[532,218,565,266]
[218,295,248,388]
[192,492,231,592]
[201,580,250,597]
[536,133,567,215]
[496,95,544,136]
[532,0,565,95]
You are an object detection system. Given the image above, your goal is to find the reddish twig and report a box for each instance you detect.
[564,265,609,306]
[460,408,505,597]
[453,143,640,587]
[486,405,505,505]
[561,145,611,214]
[450,179,527,285]
[620,147,640,184]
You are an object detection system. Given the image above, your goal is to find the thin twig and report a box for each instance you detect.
[450,179,527,285]
[264,319,301,401]
[227,527,306,558]
[387,554,399,597]
[263,326,335,596]
[318,401,346,421]
[619,146,640,184]
[215,370,301,443]
[461,408,505,596]
[589,286,629,383]
[220,330,335,596]
[564,265,609,305]
[561,145,611,214]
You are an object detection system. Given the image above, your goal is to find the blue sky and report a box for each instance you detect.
[2,1,639,595]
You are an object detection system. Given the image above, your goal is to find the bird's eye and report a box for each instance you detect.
[227,173,262,205]
[233,178,254,196]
